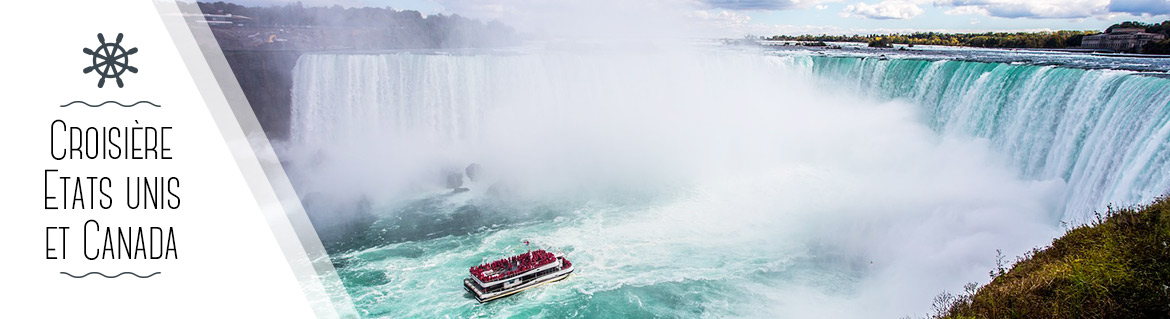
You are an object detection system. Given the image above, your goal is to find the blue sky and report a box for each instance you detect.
[232,0,1170,36]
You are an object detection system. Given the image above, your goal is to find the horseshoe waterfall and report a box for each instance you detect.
[806,56,1170,221]
[277,50,1170,318]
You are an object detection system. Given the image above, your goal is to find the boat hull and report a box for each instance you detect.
[464,266,574,303]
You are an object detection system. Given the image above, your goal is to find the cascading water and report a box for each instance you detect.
[279,48,1164,318]
[802,56,1170,221]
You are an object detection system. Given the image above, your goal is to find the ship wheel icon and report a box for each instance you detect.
[83,33,138,88]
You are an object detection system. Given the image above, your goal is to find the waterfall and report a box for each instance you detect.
[290,50,1141,318]
[287,51,1170,222]
[802,56,1170,220]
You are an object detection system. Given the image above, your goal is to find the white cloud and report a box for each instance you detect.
[943,5,985,15]
[842,1,925,19]
[933,0,1110,19]
[702,0,845,10]
[690,9,755,29]
[422,0,716,38]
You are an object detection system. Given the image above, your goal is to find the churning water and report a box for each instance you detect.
[277,47,1169,318]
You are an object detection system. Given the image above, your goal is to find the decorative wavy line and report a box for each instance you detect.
[60,271,161,278]
[59,101,161,108]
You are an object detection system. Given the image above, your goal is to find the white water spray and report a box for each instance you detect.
[281,49,1070,318]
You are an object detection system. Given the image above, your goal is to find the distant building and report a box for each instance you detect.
[1081,27,1166,52]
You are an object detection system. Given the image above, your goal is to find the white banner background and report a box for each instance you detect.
[1,1,329,317]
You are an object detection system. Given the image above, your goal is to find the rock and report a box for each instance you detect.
[445,171,464,189]
[486,182,509,197]
[465,163,482,182]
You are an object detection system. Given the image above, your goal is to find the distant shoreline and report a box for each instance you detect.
[765,21,1170,55]
[772,41,1170,58]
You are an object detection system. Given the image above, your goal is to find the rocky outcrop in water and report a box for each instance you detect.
[445,171,465,189]
[465,163,482,182]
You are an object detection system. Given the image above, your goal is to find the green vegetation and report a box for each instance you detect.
[767,31,1097,49]
[1108,20,1170,34]
[868,38,892,48]
[928,196,1170,319]
[768,20,1170,51]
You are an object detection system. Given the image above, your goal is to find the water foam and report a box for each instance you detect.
[277,49,1104,318]
[802,56,1170,221]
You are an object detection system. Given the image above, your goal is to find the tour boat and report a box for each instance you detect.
[464,249,574,303]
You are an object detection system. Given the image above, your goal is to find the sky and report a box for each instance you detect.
[228,0,1170,37]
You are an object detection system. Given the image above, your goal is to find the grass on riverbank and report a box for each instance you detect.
[931,196,1170,319]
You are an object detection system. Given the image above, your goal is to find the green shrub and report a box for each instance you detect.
[933,197,1170,319]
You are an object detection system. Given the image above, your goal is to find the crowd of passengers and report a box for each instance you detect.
[469,250,558,282]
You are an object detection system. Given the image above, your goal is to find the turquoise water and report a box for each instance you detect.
[802,55,1170,220]
[328,197,823,318]
[282,49,1170,318]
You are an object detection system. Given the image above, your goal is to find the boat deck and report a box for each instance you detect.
[464,252,574,303]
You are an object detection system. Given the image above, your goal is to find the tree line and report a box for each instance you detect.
[766,31,1098,49]
[767,20,1170,52]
